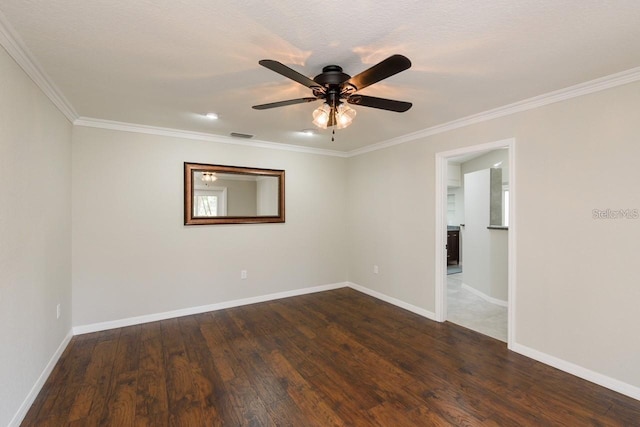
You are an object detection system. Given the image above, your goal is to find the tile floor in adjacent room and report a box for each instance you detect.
[447,272,507,342]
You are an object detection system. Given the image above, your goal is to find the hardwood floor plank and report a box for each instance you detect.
[276,292,512,426]
[310,290,550,424]
[100,372,137,426]
[225,307,292,405]
[268,297,386,409]
[23,337,97,426]
[207,311,279,425]
[22,289,640,426]
[159,318,205,426]
[73,330,121,426]
[176,316,222,426]
[98,325,141,426]
[236,302,383,426]
[134,321,169,426]
[265,349,345,426]
[303,372,386,427]
[22,340,75,424]
[198,311,278,425]
[228,304,360,426]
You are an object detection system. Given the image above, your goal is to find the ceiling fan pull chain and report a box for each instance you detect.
[332,128,335,142]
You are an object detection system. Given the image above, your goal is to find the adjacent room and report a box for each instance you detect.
[445,149,509,342]
[2,1,640,425]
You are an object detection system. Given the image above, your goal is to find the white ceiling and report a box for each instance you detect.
[1,0,640,152]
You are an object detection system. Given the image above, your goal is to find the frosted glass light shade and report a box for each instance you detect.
[312,102,356,129]
[335,104,356,129]
[312,103,332,129]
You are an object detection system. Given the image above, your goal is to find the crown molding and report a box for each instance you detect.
[75,61,640,159]
[73,117,350,158]
[347,65,640,157]
[0,10,78,123]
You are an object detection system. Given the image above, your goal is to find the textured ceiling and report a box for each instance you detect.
[1,0,640,152]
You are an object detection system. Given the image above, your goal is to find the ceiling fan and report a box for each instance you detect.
[252,55,412,131]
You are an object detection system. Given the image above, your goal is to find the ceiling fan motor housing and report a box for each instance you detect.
[314,65,351,87]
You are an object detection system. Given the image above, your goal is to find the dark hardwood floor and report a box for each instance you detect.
[22,288,640,426]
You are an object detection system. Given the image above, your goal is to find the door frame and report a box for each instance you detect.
[434,137,517,348]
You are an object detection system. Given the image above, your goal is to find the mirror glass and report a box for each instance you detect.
[184,163,285,225]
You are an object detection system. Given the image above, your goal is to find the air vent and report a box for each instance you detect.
[230,132,254,139]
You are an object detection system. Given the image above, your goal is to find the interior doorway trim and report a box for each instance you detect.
[435,137,516,349]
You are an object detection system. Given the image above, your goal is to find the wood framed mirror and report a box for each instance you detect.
[184,162,285,225]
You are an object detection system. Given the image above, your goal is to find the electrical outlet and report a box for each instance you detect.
[373,265,379,274]
[241,270,248,279]
[56,303,61,320]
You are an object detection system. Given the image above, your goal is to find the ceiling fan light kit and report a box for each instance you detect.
[253,55,412,136]
[312,103,357,130]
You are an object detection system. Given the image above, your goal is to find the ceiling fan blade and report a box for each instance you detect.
[346,54,411,92]
[347,95,412,112]
[252,97,318,110]
[259,60,320,89]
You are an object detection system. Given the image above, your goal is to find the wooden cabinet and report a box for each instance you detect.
[447,230,459,265]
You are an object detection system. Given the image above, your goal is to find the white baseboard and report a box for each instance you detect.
[461,283,508,307]
[347,282,437,321]
[9,330,73,427]
[511,342,640,401]
[17,281,640,427]
[73,282,348,335]
[348,282,640,403]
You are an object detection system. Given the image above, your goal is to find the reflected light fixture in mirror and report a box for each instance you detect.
[201,172,217,182]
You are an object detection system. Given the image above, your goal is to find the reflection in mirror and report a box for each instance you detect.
[193,172,281,217]
[184,163,285,225]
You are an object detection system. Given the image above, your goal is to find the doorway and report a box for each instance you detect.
[435,138,516,348]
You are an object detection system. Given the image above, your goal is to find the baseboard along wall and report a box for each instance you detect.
[11,280,640,426]
[72,282,348,335]
[9,331,73,427]
[461,283,508,307]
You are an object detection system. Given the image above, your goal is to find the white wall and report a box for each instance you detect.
[0,47,72,425]
[462,168,508,301]
[348,80,640,390]
[489,229,508,301]
[462,149,510,184]
[72,126,348,327]
[348,143,435,307]
[462,169,493,297]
